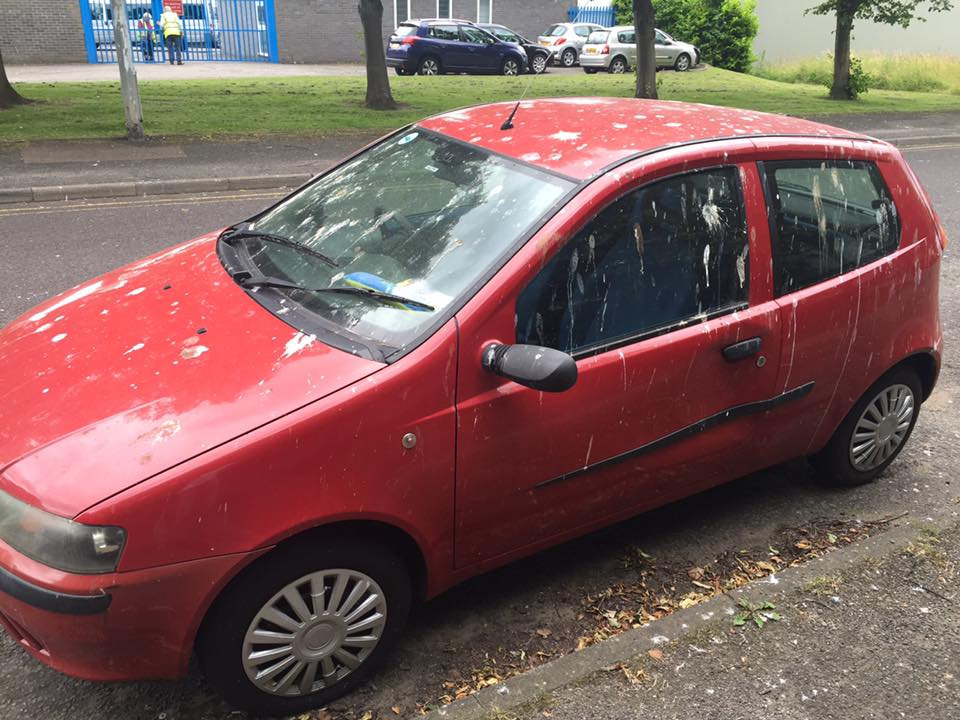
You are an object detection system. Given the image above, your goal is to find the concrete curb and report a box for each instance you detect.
[422,509,958,720]
[0,173,312,206]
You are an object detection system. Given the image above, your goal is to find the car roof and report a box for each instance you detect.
[417,98,873,181]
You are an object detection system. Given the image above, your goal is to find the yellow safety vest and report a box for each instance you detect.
[160,11,182,38]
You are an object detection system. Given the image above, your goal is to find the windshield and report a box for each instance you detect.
[546,25,566,36]
[586,30,609,44]
[243,130,573,355]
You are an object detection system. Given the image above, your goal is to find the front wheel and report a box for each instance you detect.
[811,367,922,486]
[199,538,412,716]
[560,47,577,67]
[501,57,521,76]
[674,53,692,72]
[530,53,548,74]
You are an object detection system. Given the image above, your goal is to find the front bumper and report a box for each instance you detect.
[0,539,265,681]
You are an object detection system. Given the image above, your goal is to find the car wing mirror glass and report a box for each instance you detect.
[481,343,578,392]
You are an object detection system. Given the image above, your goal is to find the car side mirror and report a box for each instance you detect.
[481,343,578,392]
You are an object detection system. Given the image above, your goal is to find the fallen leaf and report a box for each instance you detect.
[795,540,812,550]
[535,627,552,638]
[360,712,373,720]
[687,566,705,580]
[392,708,402,716]
[647,648,663,660]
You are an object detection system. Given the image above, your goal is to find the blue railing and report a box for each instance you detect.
[78,0,278,63]
[567,5,617,27]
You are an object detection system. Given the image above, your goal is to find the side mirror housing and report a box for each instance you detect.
[481,343,578,393]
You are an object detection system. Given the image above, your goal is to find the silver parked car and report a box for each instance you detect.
[536,22,606,67]
[580,26,700,74]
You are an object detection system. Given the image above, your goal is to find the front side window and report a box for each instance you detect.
[244,131,573,353]
[477,0,492,24]
[517,168,749,356]
[461,26,494,44]
[437,0,452,19]
[763,160,900,296]
[655,30,668,44]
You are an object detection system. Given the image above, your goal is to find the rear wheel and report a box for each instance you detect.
[674,52,691,72]
[530,53,548,74]
[811,367,922,486]
[199,537,412,716]
[417,56,440,75]
[501,57,521,76]
[609,56,628,74]
[560,47,577,67]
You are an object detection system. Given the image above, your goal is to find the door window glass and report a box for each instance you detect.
[428,24,459,40]
[618,31,635,44]
[655,30,668,43]
[517,168,749,355]
[764,160,900,296]
[461,26,494,44]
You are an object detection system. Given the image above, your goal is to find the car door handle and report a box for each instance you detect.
[722,337,762,362]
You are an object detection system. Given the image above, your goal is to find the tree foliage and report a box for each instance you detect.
[615,0,758,73]
[806,0,953,99]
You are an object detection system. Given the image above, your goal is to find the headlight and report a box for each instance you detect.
[0,490,125,574]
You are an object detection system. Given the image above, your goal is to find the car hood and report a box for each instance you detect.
[0,233,382,517]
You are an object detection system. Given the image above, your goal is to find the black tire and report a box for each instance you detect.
[674,52,692,72]
[582,67,598,74]
[417,55,441,75]
[394,67,410,76]
[501,56,521,76]
[530,52,548,74]
[198,536,412,716]
[609,56,628,74]
[560,47,577,67]
[810,366,922,487]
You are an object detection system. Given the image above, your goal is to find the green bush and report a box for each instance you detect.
[612,0,758,73]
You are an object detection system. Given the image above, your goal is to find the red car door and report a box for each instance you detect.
[453,158,790,571]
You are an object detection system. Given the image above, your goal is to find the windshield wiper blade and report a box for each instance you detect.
[223,228,339,268]
[238,276,435,312]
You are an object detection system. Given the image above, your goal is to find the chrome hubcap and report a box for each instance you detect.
[849,384,915,471]
[243,570,386,697]
[533,56,546,72]
[421,60,438,75]
[504,61,518,75]
[562,51,575,66]
[612,61,625,73]
[677,56,690,70]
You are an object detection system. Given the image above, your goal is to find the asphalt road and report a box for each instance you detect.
[0,145,958,720]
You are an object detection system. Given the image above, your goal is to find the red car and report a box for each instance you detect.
[0,99,945,715]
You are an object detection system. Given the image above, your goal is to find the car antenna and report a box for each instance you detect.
[500,102,521,131]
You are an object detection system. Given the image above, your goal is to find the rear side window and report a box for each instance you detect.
[763,160,900,296]
[428,24,459,40]
[517,168,749,356]
[618,31,635,43]
[394,24,418,38]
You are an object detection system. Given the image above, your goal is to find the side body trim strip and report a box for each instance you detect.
[536,381,815,489]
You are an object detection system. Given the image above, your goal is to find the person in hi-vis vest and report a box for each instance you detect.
[160,5,184,65]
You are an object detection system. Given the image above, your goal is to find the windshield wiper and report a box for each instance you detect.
[237,275,435,312]
[222,227,339,268]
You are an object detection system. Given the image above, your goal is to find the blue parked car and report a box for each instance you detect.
[386,19,528,76]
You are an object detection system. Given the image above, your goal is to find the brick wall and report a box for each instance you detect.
[276,0,574,64]
[0,0,88,64]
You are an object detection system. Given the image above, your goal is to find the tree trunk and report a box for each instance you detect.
[633,0,658,99]
[830,9,855,99]
[0,43,27,109]
[358,0,397,110]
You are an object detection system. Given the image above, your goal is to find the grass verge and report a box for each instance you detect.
[753,52,960,94]
[4,66,960,143]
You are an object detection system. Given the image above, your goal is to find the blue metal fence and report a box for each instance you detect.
[79,0,278,63]
[567,5,617,27]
